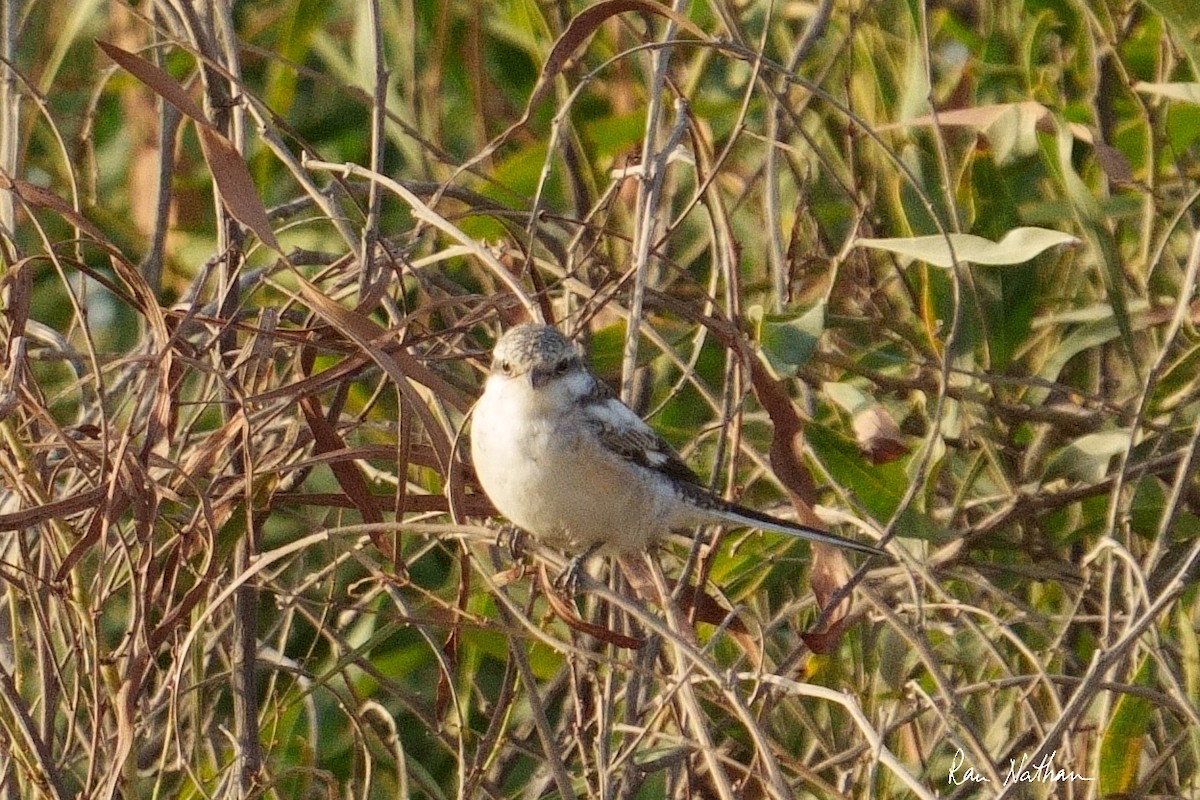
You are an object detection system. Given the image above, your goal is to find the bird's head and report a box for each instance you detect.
[489,324,585,391]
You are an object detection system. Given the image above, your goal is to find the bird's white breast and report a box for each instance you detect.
[471,372,683,552]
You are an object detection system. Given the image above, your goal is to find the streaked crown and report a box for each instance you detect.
[491,323,580,377]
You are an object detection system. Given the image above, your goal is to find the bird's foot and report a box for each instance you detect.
[553,542,601,594]
[495,526,528,561]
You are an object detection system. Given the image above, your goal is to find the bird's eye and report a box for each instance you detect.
[554,359,570,374]
[498,359,513,375]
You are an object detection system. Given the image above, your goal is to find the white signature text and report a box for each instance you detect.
[947,748,1095,787]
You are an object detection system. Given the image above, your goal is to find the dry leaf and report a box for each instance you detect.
[852,405,909,464]
[799,542,855,654]
[97,40,281,252]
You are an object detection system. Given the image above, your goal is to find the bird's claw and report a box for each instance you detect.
[553,543,601,594]
[554,556,585,594]
[495,526,527,561]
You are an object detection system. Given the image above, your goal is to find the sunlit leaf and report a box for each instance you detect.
[1049,120,1137,368]
[1044,430,1132,483]
[822,382,908,464]
[1141,0,1200,76]
[748,301,825,377]
[1098,656,1156,795]
[884,101,1046,161]
[1134,81,1200,104]
[806,422,943,542]
[854,227,1079,267]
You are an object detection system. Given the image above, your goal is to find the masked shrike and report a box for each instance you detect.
[470,324,884,559]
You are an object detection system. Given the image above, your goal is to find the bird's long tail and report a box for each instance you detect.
[712,501,887,557]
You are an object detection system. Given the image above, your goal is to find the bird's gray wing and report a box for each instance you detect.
[579,379,703,487]
[579,376,887,556]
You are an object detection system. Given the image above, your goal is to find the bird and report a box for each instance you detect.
[470,323,885,565]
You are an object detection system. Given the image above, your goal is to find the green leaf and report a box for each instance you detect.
[587,322,627,376]
[1044,430,1132,483]
[748,301,825,377]
[265,0,329,116]
[1098,655,1156,795]
[854,227,1079,267]
[1180,608,1200,734]
[1155,341,1200,411]
[806,422,943,542]
[823,381,872,416]
[1141,0,1200,76]
[1048,118,1137,373]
